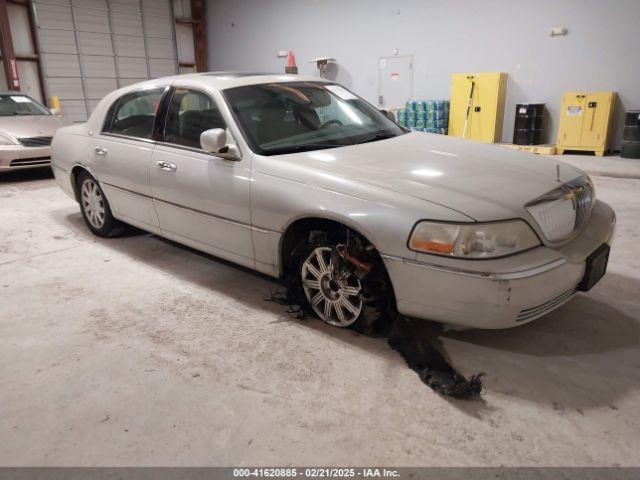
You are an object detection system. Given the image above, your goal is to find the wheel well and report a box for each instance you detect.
[279,217,398,322]
[279,217,377,277]
[70,165,90,202]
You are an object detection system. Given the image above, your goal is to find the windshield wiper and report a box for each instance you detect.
[265,143,345,155]
[358,132,397,145]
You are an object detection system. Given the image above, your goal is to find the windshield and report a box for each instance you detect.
[0,94,50,116]
[223,82,405,155]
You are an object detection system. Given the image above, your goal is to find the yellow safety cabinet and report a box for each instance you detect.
[556,92,615,156]
[448,72,507,143]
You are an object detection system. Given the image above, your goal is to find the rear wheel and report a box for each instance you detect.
[77,171,124,237]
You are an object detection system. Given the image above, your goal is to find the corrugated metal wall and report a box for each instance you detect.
[34,0,178,122]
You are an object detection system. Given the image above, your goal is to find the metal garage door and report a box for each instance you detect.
[34,0,178,122]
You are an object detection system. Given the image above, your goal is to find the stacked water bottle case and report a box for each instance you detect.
[396,100,449,134]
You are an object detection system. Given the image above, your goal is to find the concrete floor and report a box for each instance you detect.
[1,154,639,467]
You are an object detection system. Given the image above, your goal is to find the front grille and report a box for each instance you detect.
[516,288,576,322]
[17,136,52,147]
[526,176,595,242]
[9,156,51,167]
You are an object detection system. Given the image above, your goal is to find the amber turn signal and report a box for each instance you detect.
[410,239,454,254]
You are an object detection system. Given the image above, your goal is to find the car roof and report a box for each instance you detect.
[124,72,329,92]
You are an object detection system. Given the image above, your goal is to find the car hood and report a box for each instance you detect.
[268,132,585,221]
[0,115,68,139]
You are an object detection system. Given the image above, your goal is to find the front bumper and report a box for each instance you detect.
[0,145,51,171]
[383,200,616,329]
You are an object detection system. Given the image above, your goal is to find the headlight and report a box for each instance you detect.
[0,133,16,145]
[408,220,541,259]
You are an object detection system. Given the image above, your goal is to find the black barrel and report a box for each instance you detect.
[513,103,544,145]
[621,110,640,159]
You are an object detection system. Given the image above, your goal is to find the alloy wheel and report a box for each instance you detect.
[81,178,106,229]
[301,246,363,327]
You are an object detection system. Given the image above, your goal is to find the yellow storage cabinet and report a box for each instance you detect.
[556,92,615,156]
[448,72,507,143]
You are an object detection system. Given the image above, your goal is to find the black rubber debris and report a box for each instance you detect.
[388,317,485,399]
[266,287,308,320]
[267,284,485,399]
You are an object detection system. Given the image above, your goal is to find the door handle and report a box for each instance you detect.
[94,146,107,155]
[157,160,177,172]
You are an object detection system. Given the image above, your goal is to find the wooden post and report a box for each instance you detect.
[191,0,207,72]
[0,0,20,90]
[25,0,48,104]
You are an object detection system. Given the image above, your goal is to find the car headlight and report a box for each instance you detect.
[0,133,16,145]
[408,220,541,259]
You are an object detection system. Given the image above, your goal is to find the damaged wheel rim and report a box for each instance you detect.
[301,246,363,327]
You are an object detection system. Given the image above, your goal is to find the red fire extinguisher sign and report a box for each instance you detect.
[10,59,20,88]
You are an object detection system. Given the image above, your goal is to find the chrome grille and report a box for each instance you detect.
[9,156,51,167]
[18,136,52,147]
[526,176,595,242]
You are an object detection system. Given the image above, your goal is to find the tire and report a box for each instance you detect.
[293,228,395,333]
[77,171,124,237]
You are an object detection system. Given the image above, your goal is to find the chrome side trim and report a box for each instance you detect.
[153,197,271,233]
[100,132,157,145]
[101,181,274,234]
[380,253,568,280]
[101,181,153,200]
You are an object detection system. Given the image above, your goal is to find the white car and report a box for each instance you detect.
[51,73,616,330]
[0,92,67,171]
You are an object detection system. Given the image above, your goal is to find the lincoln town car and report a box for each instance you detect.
[50,73,616,329]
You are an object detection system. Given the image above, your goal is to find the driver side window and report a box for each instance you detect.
[163,89,227,149]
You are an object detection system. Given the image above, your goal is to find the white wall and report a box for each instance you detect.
[208,0,640,148]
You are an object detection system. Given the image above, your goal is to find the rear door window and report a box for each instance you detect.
[104,88,164,140]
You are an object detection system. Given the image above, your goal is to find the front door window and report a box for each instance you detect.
[163,89,227,149]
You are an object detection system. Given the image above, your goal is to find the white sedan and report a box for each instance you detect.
[51,73,615,330]
[0,92,67,171]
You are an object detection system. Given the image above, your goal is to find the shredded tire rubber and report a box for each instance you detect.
[388,317,485,399]
[266,285,485,399]
[266,287,308,320]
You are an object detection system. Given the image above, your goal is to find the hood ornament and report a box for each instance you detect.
[556,163,561,183]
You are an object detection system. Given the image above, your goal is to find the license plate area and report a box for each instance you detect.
[578,243,610,291]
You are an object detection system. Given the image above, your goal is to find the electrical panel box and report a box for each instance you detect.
[556,92,615,156]
[448,72,507,143]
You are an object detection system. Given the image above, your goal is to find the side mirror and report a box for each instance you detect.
[379,109,396,122]
[200,128,241,160]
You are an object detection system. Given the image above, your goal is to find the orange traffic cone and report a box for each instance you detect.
[285,51,298,74]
